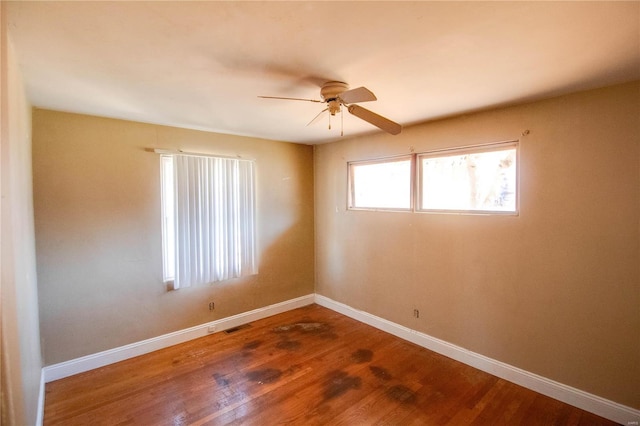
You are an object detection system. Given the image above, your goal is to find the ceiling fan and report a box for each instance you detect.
[259,81,402,136]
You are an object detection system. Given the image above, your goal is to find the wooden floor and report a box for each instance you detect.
[44,304,618,425]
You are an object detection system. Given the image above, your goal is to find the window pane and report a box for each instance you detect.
[349,157,411,210]
[160,155,175,281]
[419,144,517,213]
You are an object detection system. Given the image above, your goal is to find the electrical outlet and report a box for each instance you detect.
[208,301,215,311]
[413,309,420,318]
[207,325,216,333]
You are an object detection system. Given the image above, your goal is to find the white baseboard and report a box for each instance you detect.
[314,294,640,426]
[43,294,315,383]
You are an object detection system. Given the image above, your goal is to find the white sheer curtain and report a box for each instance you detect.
[173,154,257,288]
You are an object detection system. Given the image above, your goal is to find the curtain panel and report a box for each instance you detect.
[173,154,257,288]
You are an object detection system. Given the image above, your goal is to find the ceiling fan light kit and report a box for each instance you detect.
[260,81,402,136]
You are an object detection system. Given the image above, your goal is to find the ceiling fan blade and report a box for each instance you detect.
[347,104,402,135]
[306,108,329,126]
[339,87,377,104]
[258,95,322,103]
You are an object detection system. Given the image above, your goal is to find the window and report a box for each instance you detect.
[160,154,257,289]
[348,156,412,210]
[417,142,517,213]
[346,141,518,215]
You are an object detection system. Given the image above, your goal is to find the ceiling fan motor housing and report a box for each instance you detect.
[320,81,349,101]
[321,81,349,115]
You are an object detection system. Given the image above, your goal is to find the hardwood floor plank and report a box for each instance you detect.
[44,304,619,425]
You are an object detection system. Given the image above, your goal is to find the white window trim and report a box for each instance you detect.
[416,140,519,215]
[347,154,414,212]
[345,140,519,216]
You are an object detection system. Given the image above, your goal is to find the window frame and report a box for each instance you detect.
[159,152,258,288]
[416,140,519,215]
[347,154,415,212]
[160,155,176,284]
[345,140,520,216]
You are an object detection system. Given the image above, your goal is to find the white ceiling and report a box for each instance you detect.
[6,1,640,144]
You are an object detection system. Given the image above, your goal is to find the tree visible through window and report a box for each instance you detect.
[418,142,517,213]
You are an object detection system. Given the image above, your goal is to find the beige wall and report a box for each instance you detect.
[315,82,639,408]
[1,6,43,425]
[32,110,315,365]
[25,79,640,412]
